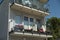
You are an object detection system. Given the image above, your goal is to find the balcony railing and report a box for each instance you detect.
[10,29,52,35]
[10,0,49,13]
[10,24,52,35]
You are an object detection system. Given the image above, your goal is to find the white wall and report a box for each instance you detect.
[9,9,23,32]
[9,9,46,32]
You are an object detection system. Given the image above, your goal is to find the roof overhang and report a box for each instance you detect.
[11,3,49,17]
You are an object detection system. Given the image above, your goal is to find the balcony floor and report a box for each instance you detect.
[9,31,52,38]
[11,3,49,17]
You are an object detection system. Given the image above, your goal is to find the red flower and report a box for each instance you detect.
[16,24,24,28]
[39,28,43,32]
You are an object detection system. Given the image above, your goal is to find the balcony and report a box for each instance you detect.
[10,0,49,16]
[9,24,52,38]
[10,29,52,38]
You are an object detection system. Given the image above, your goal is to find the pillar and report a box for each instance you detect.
[0,0,9,40]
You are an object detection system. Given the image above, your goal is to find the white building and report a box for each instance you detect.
[9,0,49,32]
[0,0,52,40]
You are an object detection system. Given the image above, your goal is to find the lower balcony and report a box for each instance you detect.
[9,24,52,38]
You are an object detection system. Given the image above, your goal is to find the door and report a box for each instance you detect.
[24,16,29,30]
[36,19,41,30]
[29,18,34,30]
[14,16,21,25]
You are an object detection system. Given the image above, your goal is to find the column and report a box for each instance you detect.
[0,0,9,40]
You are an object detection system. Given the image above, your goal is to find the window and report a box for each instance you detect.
[14,16,21,24]
[9,0,14,3]
[24,16,28,21]
[36,19,40,23]
[19,0,22,4]
[30,18,33,22]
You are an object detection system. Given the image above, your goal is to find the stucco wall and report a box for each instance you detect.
[9,9,46,32]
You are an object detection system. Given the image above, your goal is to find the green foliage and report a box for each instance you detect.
[46,17,60,40]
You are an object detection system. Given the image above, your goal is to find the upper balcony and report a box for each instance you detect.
[10,0,49,16]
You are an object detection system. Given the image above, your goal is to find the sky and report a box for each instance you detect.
[47,0,60,18]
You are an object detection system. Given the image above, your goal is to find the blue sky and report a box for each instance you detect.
[47,0,60,18]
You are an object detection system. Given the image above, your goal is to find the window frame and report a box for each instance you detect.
[30,18,34,22]
[24,16,28,21]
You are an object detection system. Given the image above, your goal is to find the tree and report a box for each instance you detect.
[46,17,60,40]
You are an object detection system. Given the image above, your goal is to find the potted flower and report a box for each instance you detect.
[15,24,24,31]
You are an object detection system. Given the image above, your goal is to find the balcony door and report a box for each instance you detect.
[24,16,29,30]
[24,16,35,30]
[36,19,41,30]
[14,16,21,25]
[29,18,34,30]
